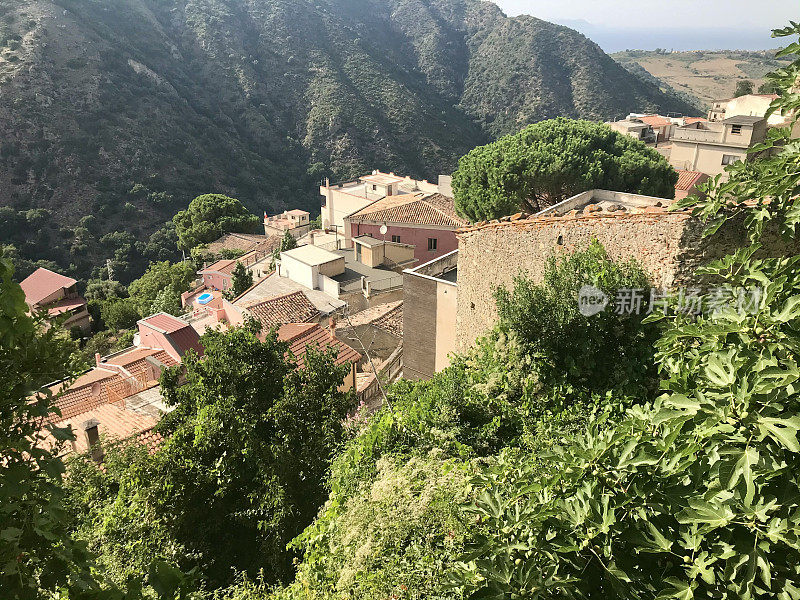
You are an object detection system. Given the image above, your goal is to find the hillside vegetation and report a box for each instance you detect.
[0,0,694,281]
[613,49,793,110]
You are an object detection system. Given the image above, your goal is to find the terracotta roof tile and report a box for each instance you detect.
[47,296,87,316]
[675,170,706,191]
[139,313,191,334]
[206,233,270,254]
[20,268,77,306]
[348,193,466,228]
[278,323,361,368]
[246,291,319,331]
[51,404,158,455]
[202,259,237,276]
[637,114,670,128]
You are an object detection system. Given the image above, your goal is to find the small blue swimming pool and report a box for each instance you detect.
[197,293,213,305]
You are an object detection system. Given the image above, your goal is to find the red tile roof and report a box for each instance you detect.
[637,114,670,128]
[202,259,237,276]
[675,170,706,191]
[20,268,77,306]
[135,427,165,455]
[348,193,467,228]
[53,403,158,455]
[139,312,191,334]
[278,323,361,369]
[246,291,319,331]
[47,296,87,316]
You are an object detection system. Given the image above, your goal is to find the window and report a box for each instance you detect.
[731,124,742,135]
[355,243,362,262]
[721,154,741,165]
[391,235,400,243]
[372,184,377,191]
[427,238,438,251]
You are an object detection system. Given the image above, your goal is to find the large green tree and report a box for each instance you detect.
[127,260,196,316]
[66,324,356,589]
[173,194,260,252]
[451,118,678,222]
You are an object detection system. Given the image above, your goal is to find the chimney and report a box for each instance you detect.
[95,352,102,366]
[81,418,104,463]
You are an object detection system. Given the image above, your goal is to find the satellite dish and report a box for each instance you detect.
[379,225,388,235]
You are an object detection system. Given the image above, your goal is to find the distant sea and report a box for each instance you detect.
[554,20,781,53]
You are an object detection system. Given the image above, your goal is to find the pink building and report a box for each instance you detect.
[344,193,466,265]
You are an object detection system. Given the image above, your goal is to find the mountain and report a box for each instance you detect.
[0,0,695,281]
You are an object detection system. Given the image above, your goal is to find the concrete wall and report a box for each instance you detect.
[201,271,232,291]
[318,256,346,278]
[434,279,457,372]
[669,141,749,176]
[279,254,317,289]
[348,221,459,264]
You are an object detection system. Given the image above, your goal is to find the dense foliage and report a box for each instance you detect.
[173,195,261,252]
[273,240,656,600]
[452,23,800,600]
[227,261,254,299]
[65,324,356,589]
[452,118,678,221]
[0,253,93,599]
[495,241,657,394]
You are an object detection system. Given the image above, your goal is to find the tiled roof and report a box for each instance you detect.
[684,117,707,125]
[637,115,670,128]
[348,193,466,228]
[278,323,361,368]
[675,170,706,191]
[20,268,77,306]
[206,233,269,254]
[53,403,158,455]
[47,296,87,316]
[50,369,119,420]
[202,259,237,276]
[135,427,165,454]
[139,312,191,334]
[373,303,403,337]
[247,291,319,331]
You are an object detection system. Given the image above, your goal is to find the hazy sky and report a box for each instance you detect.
[493,0,796,30]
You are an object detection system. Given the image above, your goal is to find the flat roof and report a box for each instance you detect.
[353,235,385,247]
[537,189,670,217]
[361,173,404,185]
[281,245,342,266]
[723,115,764,125]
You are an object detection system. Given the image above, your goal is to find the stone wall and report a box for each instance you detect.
[403,272,438,380]
[455,209,799,352]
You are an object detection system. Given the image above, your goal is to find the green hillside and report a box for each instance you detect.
[0,0,695,281]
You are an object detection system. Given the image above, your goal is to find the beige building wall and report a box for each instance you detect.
[317,257,346,278]
[669,141,749,176]
[321,187,374,231]
[434,280,457,372]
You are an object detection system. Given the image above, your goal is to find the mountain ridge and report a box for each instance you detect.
[0,0,695,280]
